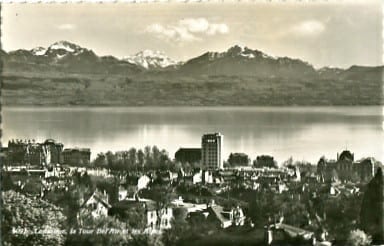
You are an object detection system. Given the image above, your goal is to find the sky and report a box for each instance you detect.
[1,1,382,68]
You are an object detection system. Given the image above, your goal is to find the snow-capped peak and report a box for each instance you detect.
[228,44,246,53]
[225,45,276,60]
[123,49,179,69]
[44,41,89,60]
[48,41,83,53]
[205,45,276,61]
[139,49,164,58]
[31,47,47,56]
[207,52,225,61]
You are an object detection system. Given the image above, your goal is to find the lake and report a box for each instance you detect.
[2,106,383,164]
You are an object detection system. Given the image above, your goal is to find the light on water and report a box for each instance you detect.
[2,106,383,164]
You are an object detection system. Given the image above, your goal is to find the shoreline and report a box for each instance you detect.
[2,104,384,108]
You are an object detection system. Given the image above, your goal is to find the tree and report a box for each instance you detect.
[162,216,190,246]
[346,229,372,246]
[253,155,278,168]
[130,233,164,246]
[182,162,192,174]
[128,148,137,169]
[137,150,145,171]
[121,151,129,167]
[282,157,294,168]
[93,153,107,168]
[322,195,361,241]
[169,161,182,173]
[227,153,249,167]
[105,151,116,170]
[66,212,131,246]
[350,171,361,183]
[330,169,339,182]
[1,173,15,191]
[159,150,171,171]
[144,146,152,169]
[152,146,161,168]
[360,168,384,243]
[2,191,66,246]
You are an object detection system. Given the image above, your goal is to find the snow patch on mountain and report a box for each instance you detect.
[31,47,47,56]
[123,50,179,69]
[240,53,255,59]
[49,42,75,52]
[46,41,89,57]
[56,53,68,60]
[207,52,225,61]
[209,45,277,60]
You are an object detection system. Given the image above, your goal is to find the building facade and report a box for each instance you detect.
[201,133,223,170]
[317,150,375,182]
[6,139,63,167]
[78,190,111,221]
[41,139,64,164]
[62,148,91,166]
[7,140,32,165]
[175,148,202,164]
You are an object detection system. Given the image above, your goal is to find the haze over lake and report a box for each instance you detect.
[3,106,383,164]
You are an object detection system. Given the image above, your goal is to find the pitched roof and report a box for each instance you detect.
[93,194,112,209]
[276,223,314,238]
[81,190,111,209]
[209,205,231,225]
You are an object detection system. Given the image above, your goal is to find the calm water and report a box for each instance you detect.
[2,106,383,164]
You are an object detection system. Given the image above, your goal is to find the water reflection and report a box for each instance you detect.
[2,106,383,163]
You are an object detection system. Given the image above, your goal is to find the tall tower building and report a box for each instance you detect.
[201,132,223,170]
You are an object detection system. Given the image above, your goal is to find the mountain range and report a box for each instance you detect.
[1,41,382,106]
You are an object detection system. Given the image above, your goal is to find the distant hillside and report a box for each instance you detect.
[179,45,317,79]
[2,41,143,75]
[1,41,383,106]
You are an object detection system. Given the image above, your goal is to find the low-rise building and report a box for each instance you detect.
[190,200,246,229]
[109,199,173,233]
[317,150,375,182]
[137,175,151,190]
[6,139,64,167]
[118,185,130,201]
[171,196,208,213]
[62,148,91,166]
[78,190,111,221]
[175,148,202,164]
[264,222,315,245]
